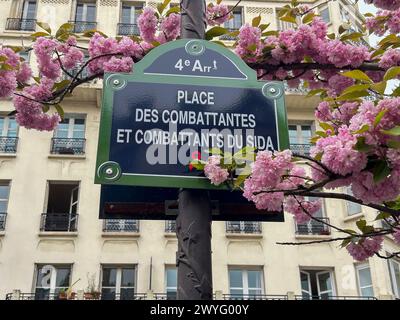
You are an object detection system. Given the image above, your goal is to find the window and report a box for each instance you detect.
[276,9,296,31]
[52,116,86,154]
[19,50,30,63]
[118,3,142,35]
[0,116,18,153]
[229,268,263,298]
[0,182,10,231]
[345,187,362,216]
[41,182,79,232]
[34,264,72,300]
[103,219,139,232]
[223,8,242,30]
[101,266,136,300]
[288,124,312,155]
[356,264,374,297]
[295,196,330,235]
[300,269,336,299]
[6,0,37,31]
[165,266,177,300]
[72,0,96,32]
[320,6,330,24]
[226,221,262,234]
[389,259,400,298]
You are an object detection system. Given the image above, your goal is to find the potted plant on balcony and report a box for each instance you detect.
[84,273,101,300]
[58,278,80,300]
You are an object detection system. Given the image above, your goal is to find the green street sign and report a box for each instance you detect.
[95,39,289,190]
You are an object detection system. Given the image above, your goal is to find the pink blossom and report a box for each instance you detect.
[0,71,17,98]
[313,126,368,176]
[379,49,400,69]
[235,24,262,61]
[315,101,332,122]
[206,4,231,26]
[284,196,321,224]
[393,229,400,244]
[347,236,383,261]
[138,7,158,43]
[103,56,133,73]
[365,0,400,11]
[16,62,32,83]
[204,155,229,186]
[61,46,84,70]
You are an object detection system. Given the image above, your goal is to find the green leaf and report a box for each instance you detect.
[387,140,400,149]
[392,86,400,97]
[373,109,387,127]
[370,81,387,95]
[354,136,373,152]
[157,0,171,14]
[381,126,400,136]
[36,22,51,34]
[314,152,323,161]
[356,219,367,232]
[327,33,336,40]
[53,79,71,91]
[55,22,73,39]
[340,84,371,96]
[383,66,400,81]
[165,6,180,16]
[353,124,370,134]
[259,23,270,32]
[279,14,297,24]
[42,105,49,113]
[54,104,64,120]
[375,212,392,221]
[302,12,316,24]
[372,160,391,183]
[83,29,108,38]
[252,15,261,27]
[336,90,370,101]
[205,26,228,40]
[341,70,372,83]
[234,172,250,188]
[319,122,334,132]
[30,32,50,39]
[340,32,364,42]
[306,88,326,97]
[190,159,206,170]
[262,30,279,37]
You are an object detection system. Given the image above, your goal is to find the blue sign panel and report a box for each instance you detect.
[95,39,289,190]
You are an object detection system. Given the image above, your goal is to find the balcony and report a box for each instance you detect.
[5,292,146,300]
[294,295,377,300]
[0,137,18,153]
[226,221,262,234]
[165,220,176,233]
[220,28,239,41]
[290,143,311,156]
[117,23,140,36]
[295,217,331,236]
[0,213,6,231]
[5,18,36,31]
[69,20,97,33]
[40,213,78,232]
[50,138,86,155]
[154,292,177,300]
[103,219,139,232]
[222,294,288,300]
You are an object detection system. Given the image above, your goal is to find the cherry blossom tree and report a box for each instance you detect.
[1,0,400,261]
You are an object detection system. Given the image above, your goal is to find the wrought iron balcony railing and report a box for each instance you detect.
[6,292,146,300]
[165,220,176,233]
[226,221,262,234]
[220,28,240,41]
[0,212,7,231]
[154,292,177,300]
[290,143,311,156]
[40,213,78,232]
[100,292,146,300]
[69,20,97,33]
[103,219,139,232]
[117,23,140,36]
[295,217,331,236]
[5,18,36,31]
[294,295,377,300]
[0,137,18,153]
[50,138,86,155]
[222,294,288,300]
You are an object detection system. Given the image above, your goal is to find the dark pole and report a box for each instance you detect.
[176,0,212,300]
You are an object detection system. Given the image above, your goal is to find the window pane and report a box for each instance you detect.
[121,268,135,287]
[321,8,330,23]
[0,185,10,200]
[288,125,298,143]
[390,261,400,297]
[358,267,372,288]
[120,288,135,300]
[317,272,332,293]
[122,6,132,23]
[0,201,7,212]
[35,288,50,300]
[0,118,4,133]
[301,125,312,141]
[300,272,310,293]
[229,270,243,288]
[36,266,52,288]
[75,4,83,21]
[101,288,115,300]
[248,289,262,296]
[230,289,243,298]
[102,268,117,287]
[361,286,374,297]
[86,4,96,21]
[56,268,71,287]
[166,268,177,288]
[247,270,262,289]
